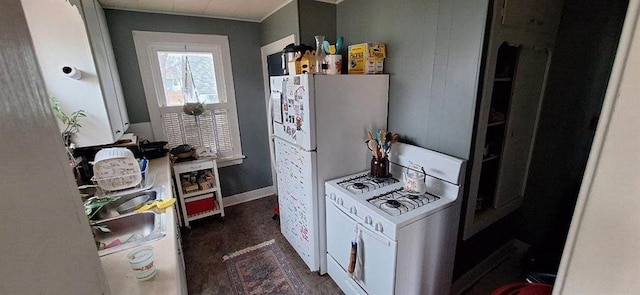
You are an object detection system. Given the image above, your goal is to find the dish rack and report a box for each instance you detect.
[91,165,155,197]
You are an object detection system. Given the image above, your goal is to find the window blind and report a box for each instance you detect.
[160,107,234,157]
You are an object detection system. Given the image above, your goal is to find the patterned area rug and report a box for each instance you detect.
[223,240,307,295]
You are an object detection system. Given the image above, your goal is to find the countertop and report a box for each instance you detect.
[100,156,184,294]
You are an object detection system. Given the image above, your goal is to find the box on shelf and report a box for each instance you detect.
[182,183,199,193]
[348,43,386,74]
[198,180,213,190]
[185,196,217,217]
[179,168,215,194]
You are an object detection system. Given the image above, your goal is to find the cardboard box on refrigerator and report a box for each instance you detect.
[348,43,386,74]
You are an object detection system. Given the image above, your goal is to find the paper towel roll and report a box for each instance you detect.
[62,66,82,80]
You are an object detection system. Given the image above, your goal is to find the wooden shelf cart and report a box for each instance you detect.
[172,157,225,227]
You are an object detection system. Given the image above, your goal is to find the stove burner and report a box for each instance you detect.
[337,173,400,195]
[385,200,401,208]
[353,182,366,189]
[367,188,440,216]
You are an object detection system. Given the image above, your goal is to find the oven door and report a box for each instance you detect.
[326,202,397,295]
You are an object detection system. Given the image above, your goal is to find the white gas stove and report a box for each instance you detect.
[324,143,466,295]
[326,172,455,241]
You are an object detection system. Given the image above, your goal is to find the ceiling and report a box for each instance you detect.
[98,0,339,22]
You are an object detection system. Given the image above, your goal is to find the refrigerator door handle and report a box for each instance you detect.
[272,135,316,153]
[268,93,277,185]
[268,91,273,127]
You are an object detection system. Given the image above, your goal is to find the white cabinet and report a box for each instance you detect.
[22,0,129,147]
[174,222,188,295]
[494,47,548,208]
[80,0,130,140]
[172,158,225,227]
[463,0,562,239]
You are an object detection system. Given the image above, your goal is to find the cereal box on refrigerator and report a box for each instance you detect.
[348,43,386,74]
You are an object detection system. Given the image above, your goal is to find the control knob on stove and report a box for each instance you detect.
[364,216,372,225]
[349,206,357,215]
[337,198,343,206]
[375,222,383,233]
[329,193,336,201]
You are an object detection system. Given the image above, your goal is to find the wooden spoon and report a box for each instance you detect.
[367,139,380,158]
[391,134,399,144]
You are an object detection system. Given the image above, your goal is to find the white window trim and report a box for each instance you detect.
[132,31,243,166]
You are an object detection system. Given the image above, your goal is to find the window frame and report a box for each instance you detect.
[133,31,244,167]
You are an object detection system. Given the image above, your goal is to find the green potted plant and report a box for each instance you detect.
[183,101,206,116]
[50,97,86,149]
[183,101,215,156]
[50,97,87,184]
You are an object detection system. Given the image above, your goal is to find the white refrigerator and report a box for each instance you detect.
[270,74,389,273]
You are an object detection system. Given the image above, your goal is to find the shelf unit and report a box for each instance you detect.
[465,41,523,239]
[477,43,520,212]
[172,157,224,227]
[463,0,561,240]
[465,42,553,239]
[181,187,218,199]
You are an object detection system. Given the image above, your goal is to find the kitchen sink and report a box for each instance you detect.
[92,211,166,256]
[90,187,167,256]
[91,188,162,220]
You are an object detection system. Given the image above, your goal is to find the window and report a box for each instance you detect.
[157,52,220,105]
[133,31,243,166]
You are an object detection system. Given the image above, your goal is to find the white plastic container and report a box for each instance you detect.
[93,147,134,163]
[127,245,156,281]
[92,148,141,191]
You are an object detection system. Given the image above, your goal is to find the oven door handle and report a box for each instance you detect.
[359,224,393,247]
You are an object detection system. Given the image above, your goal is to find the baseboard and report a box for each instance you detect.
[223,186,275,207]
[451,239,516,295]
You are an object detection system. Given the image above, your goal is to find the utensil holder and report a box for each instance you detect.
[370,157,389,178]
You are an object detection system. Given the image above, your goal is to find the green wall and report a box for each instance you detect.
[261,0,299,45]
[260,0,336,48]
[298,0,336,47]
[104,9,273,196]
[337,0,489,160]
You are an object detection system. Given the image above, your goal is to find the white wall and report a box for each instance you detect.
[0,0,109,293]
[21,0,114,147]
[554,1,640,293]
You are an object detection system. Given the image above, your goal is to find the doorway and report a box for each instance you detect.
[260,34,297,191]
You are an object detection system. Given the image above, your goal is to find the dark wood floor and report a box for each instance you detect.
[181,195,342,295]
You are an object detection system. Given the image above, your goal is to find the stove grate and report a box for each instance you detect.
[337,174,399,195]
[367,188,440,216]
